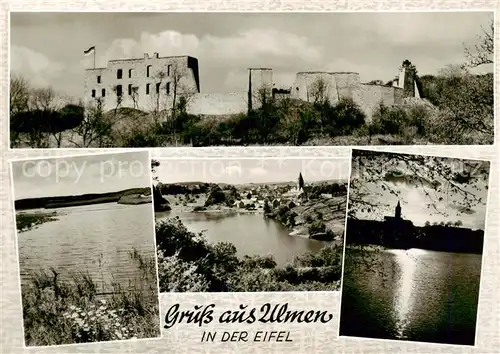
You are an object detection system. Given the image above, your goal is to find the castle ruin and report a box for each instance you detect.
[84,53,420,121]
[84,53,200,113]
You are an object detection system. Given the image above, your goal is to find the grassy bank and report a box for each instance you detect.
[21,250,160,346]
[16,212,58,232]
[155,217,342,292]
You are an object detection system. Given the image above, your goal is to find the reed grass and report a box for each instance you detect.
[21,249,160,346]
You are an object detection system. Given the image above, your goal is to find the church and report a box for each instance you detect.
[383,201,414,249]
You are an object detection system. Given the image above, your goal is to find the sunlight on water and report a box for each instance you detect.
[387,248,427,339]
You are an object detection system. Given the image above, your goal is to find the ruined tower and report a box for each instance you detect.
[394,60,419,98]
[247,68,273,112]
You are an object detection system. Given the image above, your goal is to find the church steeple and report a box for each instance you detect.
[395,201,401,219]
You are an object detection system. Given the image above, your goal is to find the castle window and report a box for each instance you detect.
[102,88,106,97]
[156,83,161,94]
[128,69,133,78]
[147,65,152,78]
[146,83,150,95]
[116,85,122,96]
[167,64,172,76]
[97,75,101,84]
[166,82,170,95]
[117,69,123,79]
[91,89,96,98]
[128,84,133,95]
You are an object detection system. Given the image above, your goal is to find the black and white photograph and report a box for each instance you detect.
[339,149,490,346]
[11,151,161,346]
[151,157,349,292]
[10,11,493,148]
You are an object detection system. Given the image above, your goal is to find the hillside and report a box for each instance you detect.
[15,187,152,210]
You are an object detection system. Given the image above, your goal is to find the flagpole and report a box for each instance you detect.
[93,48,96,69]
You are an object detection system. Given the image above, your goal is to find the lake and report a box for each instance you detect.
[155,211,331,266]
[340,247,482,346]
[17,203,156,293]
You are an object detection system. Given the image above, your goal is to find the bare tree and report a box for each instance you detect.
[12,84,61,148]
[149,70,167,126]
[30,87,67,147]
[131,86,140,109]
[69,99,113,148]
[348,150,489,221]
[10,75,30,147]
[464,20,494,68]
[168,61,197,121]
[308,77,330,105]
[30,87,59,111]
[111,85,124,116]
[10,75,29,116]
[435,65,494,144]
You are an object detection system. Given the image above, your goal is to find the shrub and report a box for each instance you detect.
[309,221,326,235]
[323,98,366,137]
[157,252,210,292]
[155,217,211,262]
[204,185,226,206]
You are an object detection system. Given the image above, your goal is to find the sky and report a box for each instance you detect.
[12,151,151,200]
[350,151,490,230]
[153,158,350,185]
[10,11,493,99]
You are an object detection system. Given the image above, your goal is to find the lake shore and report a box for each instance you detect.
[16,211,58,232]
[155,181,348,242]
[15,187,151,210]
[155,216,344,292]
[21,249,160,346]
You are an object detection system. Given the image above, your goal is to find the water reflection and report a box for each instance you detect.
[340,248,481,345]
[389,249,421,339]
[18,203,156,291]
[156,211,330,266]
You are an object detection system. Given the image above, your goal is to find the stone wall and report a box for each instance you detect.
[248,68,273,110]
[187,92,248,116]
[83,55,418,124]
[84,53,200,112]
[358,84,403,122]
[290,72,361,105]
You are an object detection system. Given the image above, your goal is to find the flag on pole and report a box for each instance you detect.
[83,46,95,56]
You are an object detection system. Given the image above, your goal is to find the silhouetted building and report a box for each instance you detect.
[384,201,414,249]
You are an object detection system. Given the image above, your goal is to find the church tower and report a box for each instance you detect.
[395,201,401,219]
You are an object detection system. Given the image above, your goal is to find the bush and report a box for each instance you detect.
[309,221,326,235]
[155,217,342,293]
[155,217,211,262]
[321,98,366,137]
[204,185,226,206]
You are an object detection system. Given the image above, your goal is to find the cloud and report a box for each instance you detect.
[352,12,493,47]
[10,45,66,88]
[86,28,324,93]
[225,165,242,177]
[248,167,268,177]
[103,28,322,64]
